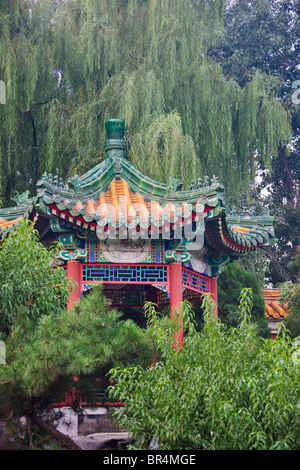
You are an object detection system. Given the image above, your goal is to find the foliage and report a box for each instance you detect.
[0,0,290,204]
[108,290,300,450]
[209,0,300,89]
[0,283,153,398]
[0,219,73,334]
[280,282,300,340]
[209,0,300,284]
[217,261,270,337]
[0,284,155,448]
[261,154,300,285]
[0,221,155,448]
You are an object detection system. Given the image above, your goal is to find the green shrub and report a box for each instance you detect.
[108,290,300,450]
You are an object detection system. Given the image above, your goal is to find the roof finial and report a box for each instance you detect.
[104,119,127,160]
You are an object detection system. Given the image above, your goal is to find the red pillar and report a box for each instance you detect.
[67,260,81,311]
[211,276,218,317]
[65,261,82,405]
[169,262,183,347]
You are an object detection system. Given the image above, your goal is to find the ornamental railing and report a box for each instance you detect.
[80,263,211,296]
[182,267,211,294]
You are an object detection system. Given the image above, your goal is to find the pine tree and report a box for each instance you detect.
[0,221,155,449]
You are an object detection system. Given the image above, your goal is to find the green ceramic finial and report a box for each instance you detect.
[104,119,127,159]
[105,119,125,140]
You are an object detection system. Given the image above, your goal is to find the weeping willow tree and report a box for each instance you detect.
[0,0,291,204]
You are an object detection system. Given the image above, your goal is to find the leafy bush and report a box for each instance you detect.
[0,220,73,333]
[281,282,300,339]
[108,290,300,450]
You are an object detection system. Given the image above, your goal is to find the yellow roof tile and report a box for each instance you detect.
[0,216,23,229]
[263,289,289,319]
[77,179,196,225]
[232,225,251,233]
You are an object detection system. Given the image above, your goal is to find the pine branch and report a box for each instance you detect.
[29,412,82,451]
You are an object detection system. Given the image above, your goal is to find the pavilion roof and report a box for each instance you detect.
[0,193,37,237]
[0,216,24,235]
[36,155,224,209]
[35,157,223,233]
[0,119,277,256]
[205,212,276,255]
[0,177,277,256]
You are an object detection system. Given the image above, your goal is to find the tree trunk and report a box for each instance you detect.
[30,112,40,187]
[279,145,299,206]
[29,413,82,451]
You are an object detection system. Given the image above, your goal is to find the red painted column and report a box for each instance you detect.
[211,276,218,317]
[169,262,183,347]
[67,260,81,311]
[65,261,82,406]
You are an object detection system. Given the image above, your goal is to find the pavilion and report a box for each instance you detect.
[0,119,277,343]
